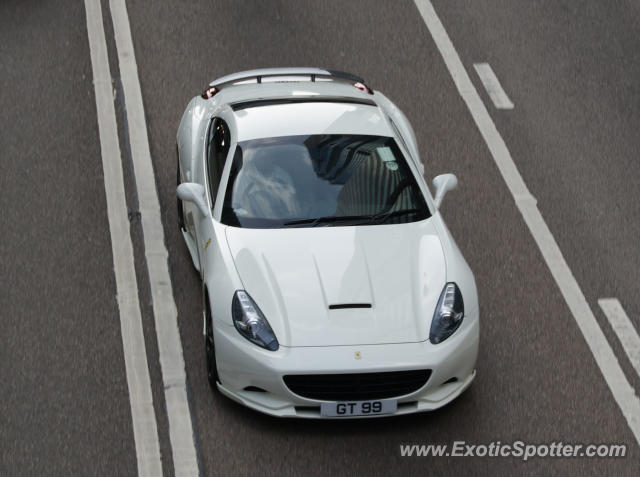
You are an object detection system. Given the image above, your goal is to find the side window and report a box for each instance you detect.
[207,118,231,205]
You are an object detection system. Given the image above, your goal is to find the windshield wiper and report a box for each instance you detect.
[283,209,423,227]
[368,208,422,224]
[283,215,373,227]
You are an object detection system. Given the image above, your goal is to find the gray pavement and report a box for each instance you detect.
[1,0,639,475]
[0,1,137,475]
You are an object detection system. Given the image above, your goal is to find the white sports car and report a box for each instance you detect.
[176,68,478,418]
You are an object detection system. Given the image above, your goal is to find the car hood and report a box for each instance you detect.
[225,220,446,347]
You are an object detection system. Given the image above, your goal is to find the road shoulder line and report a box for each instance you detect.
[83,1,162,475]
[108,0,200,475]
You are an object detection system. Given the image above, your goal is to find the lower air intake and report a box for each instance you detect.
[283,369,431,401]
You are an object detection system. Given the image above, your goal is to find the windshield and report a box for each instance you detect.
[221,134,430,229]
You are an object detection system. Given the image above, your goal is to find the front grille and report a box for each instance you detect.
[283,369,431,401]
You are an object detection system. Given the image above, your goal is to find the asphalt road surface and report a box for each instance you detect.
[2,0,640,475]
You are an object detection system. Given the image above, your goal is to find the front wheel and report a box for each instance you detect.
[205,296,220,390]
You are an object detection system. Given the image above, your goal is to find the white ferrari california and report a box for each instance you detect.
[176,67,478,418]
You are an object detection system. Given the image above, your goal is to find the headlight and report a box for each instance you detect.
[429,283,464,344]
[232,290,279,351]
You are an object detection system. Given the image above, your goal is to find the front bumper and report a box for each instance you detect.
[213,311,479,418]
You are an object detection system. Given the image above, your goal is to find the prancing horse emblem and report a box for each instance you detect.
[354,351,361,360]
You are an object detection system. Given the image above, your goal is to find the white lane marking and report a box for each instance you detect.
[473,63,514,109]
[599,299,640,378]
[414,0,640,445]
[108,0,199,475]
[83,1,162,475]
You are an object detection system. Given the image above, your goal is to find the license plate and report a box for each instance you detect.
[320,399,397,417]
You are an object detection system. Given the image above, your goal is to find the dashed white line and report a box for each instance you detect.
[414,0,640,446]
[108,0,200,475]
[83,0,162,475]
[599,298,640,379]
[473,62,514,109]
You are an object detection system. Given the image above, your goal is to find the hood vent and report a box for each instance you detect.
[328,303,372,310]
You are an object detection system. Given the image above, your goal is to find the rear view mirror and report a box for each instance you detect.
[177,182,209,217]
[432,173,458,209]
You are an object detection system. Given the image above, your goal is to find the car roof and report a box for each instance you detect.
[206,80,393,141]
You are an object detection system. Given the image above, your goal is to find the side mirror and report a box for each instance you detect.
[432,173,458,209]
[177,182,209,217]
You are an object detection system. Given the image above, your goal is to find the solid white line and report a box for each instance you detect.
[599,298,640,379]
[473,63,514,109]
[83,1,162,475]
[108,0,199,475]
[414,0,640,445]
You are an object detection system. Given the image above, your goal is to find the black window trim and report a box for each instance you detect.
[205,117,231,210]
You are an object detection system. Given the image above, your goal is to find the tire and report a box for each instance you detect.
[204,294,220,390]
